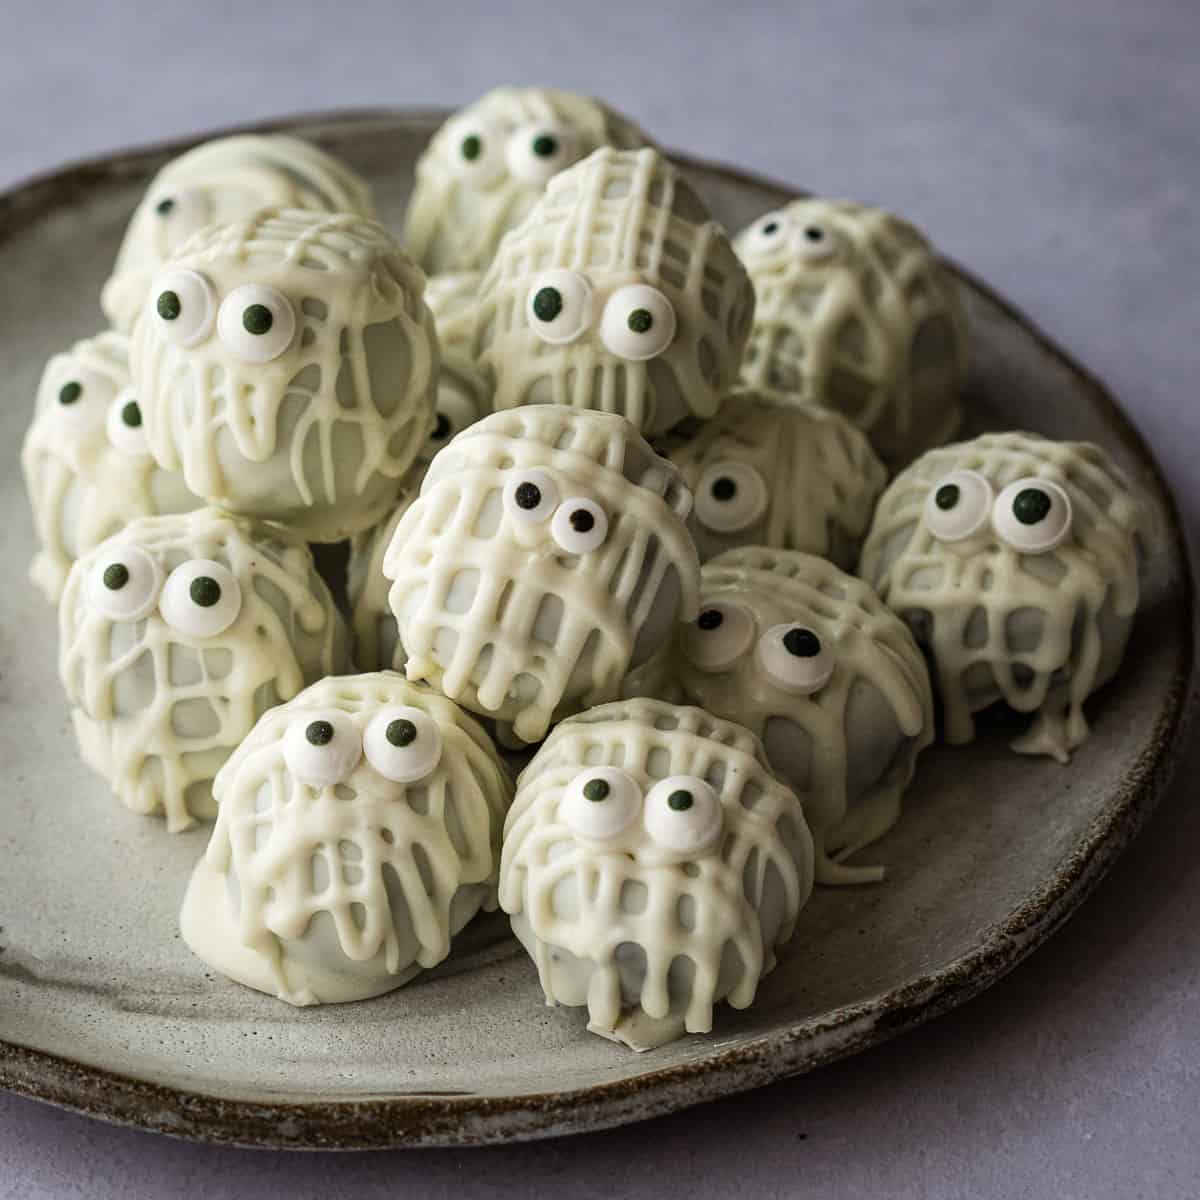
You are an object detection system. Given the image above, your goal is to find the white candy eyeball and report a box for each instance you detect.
[560,767,643,843]
[693,461,769,533]
[757,624,836,695]
[283,710,362,788]
[86,545,162,622]
[600,284,676,361]
[550,497,608,554]
[444,117,507,186]
[992,477,1073,554]
[50,368,113,438]
[105,388,149,456]
[427,384,479,453]
[793,220,838,261]
[149,268,217,348]
[503,468,559,525]
[681,601,756,672]
[526,269,593,345]
[363,705,443,783]
[151,187,213,249]
[643,776,724,857]
[924,470,995,543]
[506,122,578,184]
[217,284,296,363]
[159,559,242,639]
[741,211,791,257]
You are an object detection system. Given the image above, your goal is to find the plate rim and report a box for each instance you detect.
[1,106,1195,1150]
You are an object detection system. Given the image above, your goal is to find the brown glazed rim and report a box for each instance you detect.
[0,108,1195,1150]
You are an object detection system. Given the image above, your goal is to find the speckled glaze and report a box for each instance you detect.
[0,110,1194,1150]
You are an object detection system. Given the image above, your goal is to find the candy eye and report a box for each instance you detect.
[283,710,362,788]
[924,470,995,542]
[550,497,608,554]
[757,624,836,695]
[427,384,478,452]
[992,477,1073,554]
[159,559,242,638]
[681,601,756,672]
[363,705,443,783]
[643,776,724,856]
[149,268,217,347]
[526,269,593,345]
[693,461,769,533]
[741,211,791,256]
[503,469,559,525]
[600,284,676,360]
[152,187,212,249]
[217,284,296,363]
[51,368,112,437]
[794,221,837,261]
[506,123,578,184]
[105,388,148,456]
[445,118,506,185]
[560,767,643,842]
[87,545,162,622]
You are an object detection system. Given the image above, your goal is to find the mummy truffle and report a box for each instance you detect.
[21,331,199,603]
[132,208,438,541]
[734,199,969,466]
[181,673,512,1005]
[655,548,933,883]
[500,697,813,1049]
[404,87,652,274]
[59,508,351,831]
[665,390,886,566]
[383,407,701,743]
[859,432,1142,761]
[474,147,756,435]
[102,134,376,332]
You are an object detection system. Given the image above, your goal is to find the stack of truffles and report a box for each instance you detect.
[22,87,1144,1050]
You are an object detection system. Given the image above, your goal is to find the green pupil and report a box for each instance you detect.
[155,198,176,216]
[242,304,273,335]
[189,576,221,608]
[532,287,563,323]
[783,627,821,658]
[461,134,482,161]
[121,400,142,428]
[102,563,130,591]
[582,778,610,802]
[1013,488,1052,525]
[627,308,653,334]
[532,134,558,157]
[306,720,334,747]
[667,790,694,812]
[386,719,417,747]
[58,381,82,406]
[935,483,960,511]
[157,290,181,321]
[711,477,737,502]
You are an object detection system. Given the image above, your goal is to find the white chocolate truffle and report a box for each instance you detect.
[665,390,886,567]
[734,199,969,466]
[132,208,438,542]
[59,508,351,831]
[404,87,652,274]
[21,331,199,603]
[652,548,933,884]
[347,494,416,672]
[859,432,1142,761]
[475,147,756,435]
[102,134,376,332]
[500,697,813,1049]
[382,407,701,743]
[181,672,513,1005]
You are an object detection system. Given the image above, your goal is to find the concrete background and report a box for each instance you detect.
[2,1,1198,1195]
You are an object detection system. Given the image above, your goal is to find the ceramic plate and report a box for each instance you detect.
[0,111,1193,1149]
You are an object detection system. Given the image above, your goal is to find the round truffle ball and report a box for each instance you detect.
[500,697,813,1048]
[182,672,513,1005]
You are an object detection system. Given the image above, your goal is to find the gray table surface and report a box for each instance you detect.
[2,0,1198,1195]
